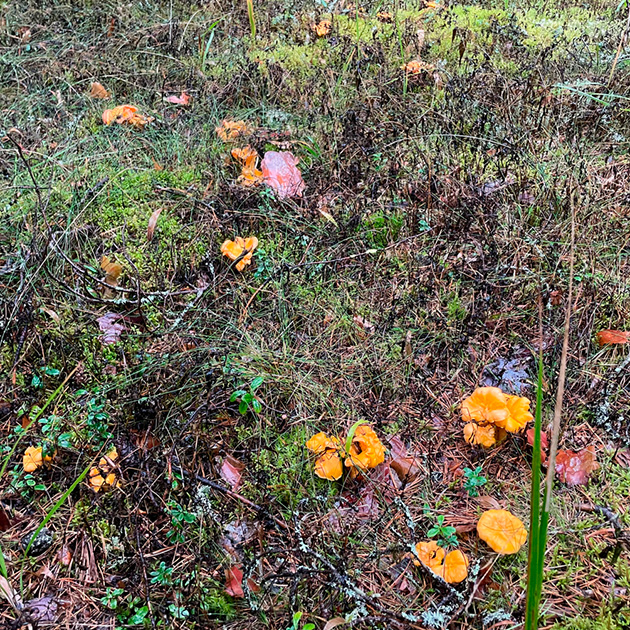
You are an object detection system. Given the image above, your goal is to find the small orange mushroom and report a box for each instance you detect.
[413,541,445,571]
[413,542,468,583]
[463,422,497,448]
[344,425,385,473]
[23,446,53,473]
[88,448,120,492]
[215,119,251,142]
[102,105,153,129]
[477,509,527,555]
[461,387,510,426]
[306,432,343,481]
[220,237,259,271]
[313,19,332,37]
[503,395,534,433]
[441,550,469,583]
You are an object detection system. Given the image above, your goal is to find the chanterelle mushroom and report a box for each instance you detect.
[477,509,527,555]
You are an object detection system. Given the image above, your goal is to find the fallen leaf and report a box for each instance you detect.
[353,314,375,334]
[24,595,58,622]
[555,446,599,486]
[388,436,420,482]
[597,330,630,346]
[224,565,259,598]
[97,313,125,345]
[526,427,550,464]
[220,455,245,491]
[404,59,436,74]
[131,430,160,451]
[324,617,348,630]
[0,507,10,532]
[89,82,110,99]
[0,574,21,611]
[477,495,502,511]
[261,151,305,199]
[482,350,531,394]
[355,484,379,520]
[147,208,163,241]
[164,92,191,106]
[57,546,72,566]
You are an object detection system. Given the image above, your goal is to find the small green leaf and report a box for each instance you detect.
[230,390,247,402]
[427,527,439,537]
[251,376,264,390]
[252,399,262,413]
[239,400,249,415]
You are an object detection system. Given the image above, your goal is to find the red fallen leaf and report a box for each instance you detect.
[555,445,599,486]
[527,427,549,464]
[597,330,630,346]
[261,151,305,199]
[97,313,125,344]
[57,546,72,566]
[131,430,160,451]
[165,92,191,106]
[220,455,245,491]
[224,565,259,598]
[355,484,379,521]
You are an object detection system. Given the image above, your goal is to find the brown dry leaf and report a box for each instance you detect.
[100,256,122,287]
[323,618,347,630]
[147,208,163,241]
[24,596,58,622]
[261,151,305,198]
[477,495,502,511]
[165,92,191,106]
[388,436,419,482]
[555,446,599,486]
[57,546,72,566]
[90,82,111,99]
[131,430,160,451]
[220,455,245,491]
[597,329,630,346]
[0,575,21,611]
[353,314,375,334]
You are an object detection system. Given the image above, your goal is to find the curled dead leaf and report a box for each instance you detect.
[220,455,245,491]
[147,207,163,241]
[224,565,259,598]
[90,82,111,99]
[164,92,191,106]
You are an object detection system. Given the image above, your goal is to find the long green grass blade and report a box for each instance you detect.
[524,348,545,629]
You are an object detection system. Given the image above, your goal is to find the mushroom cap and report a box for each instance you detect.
[306,432,339,455]
[503,395,534,433]
[314,450,343,480]
[463,422,497,447]
[462,387,510,426]
[23,446,43,473]
[344,425,385,471]
[220,237,258,271]
[442,550,469,584]
[477,509,527,554]
[413,541,445,570]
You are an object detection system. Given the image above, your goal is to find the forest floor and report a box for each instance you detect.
[0,0,629,628]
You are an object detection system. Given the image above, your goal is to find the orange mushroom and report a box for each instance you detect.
[477,509,527,555]
[215,120,251,142]
[220,237,259,271]
[461,387,510,426]
[441,550,469,584]
[306,432,343,481]
[413,541,445,571]
[344,425,385,473]
[503,395,534,433]
[102,105,152,129]
[463,422,497,448]
[23,446,53,473]
[413,542,468,583]
[88,447,121,492]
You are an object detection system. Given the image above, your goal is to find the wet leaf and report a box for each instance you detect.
[97,313,125,345]
[261,151,305,199]
[323,618,347,630]
[482,350,531,394]
[224,565,259,598]
[89,82,110,99]
[596,330,630,346]
[164,92,191,106]
[353,314,375,335]
[555,446,599,486]
[388,436,420,482]
[147,207,163,241]
[57,546,72,566]
[25,595,58,621]
[220,455,245,491]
